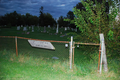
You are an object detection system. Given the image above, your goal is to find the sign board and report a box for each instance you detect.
[28,40,55,50]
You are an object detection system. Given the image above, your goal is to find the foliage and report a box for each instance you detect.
[65,0,118,43]
[58,16,69,27]
[39,6,56,27]
[0,11,39,27]
[65,0,120,58]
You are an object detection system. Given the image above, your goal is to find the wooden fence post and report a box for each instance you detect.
[99,33,108,73]
[72,42,75,68]
[69,36,73,69]
[15,36,18,57]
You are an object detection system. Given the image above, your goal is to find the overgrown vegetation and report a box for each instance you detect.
[65,0,120,60]
[0,26,120,80]
[0,47,119,80]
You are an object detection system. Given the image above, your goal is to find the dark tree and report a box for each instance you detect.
[39,6,44,26]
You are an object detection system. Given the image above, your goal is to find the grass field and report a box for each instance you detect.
[0,26,120,80]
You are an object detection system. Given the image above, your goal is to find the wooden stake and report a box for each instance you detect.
[98,44,101,72]
[69,36,73,69]
[15,36,18,57]
[72,42,75,68]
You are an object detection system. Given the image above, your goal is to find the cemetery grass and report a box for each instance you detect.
[0,27,120,80]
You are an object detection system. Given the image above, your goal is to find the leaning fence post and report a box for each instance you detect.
[99,33,108,73]
[15,36,18,57]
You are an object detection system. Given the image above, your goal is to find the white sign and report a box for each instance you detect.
[28,40,55,50]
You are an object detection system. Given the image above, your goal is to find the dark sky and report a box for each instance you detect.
[0,0,80,18]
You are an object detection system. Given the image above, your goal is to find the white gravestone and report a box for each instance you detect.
[65,27,67,31]
[23,27,27,31]
[56,24,59,33]
[21,25,23,27]
[28,40,55,50]
[48,25,50,28]
[17,26,20,30]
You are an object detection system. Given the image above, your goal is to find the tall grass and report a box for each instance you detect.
[0,48,119,80]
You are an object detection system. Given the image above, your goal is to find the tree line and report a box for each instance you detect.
[0,0,116,29]
[0,7,75,28]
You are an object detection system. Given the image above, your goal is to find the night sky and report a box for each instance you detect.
[0,0,80,18]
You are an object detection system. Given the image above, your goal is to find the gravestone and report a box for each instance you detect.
[52,57,59,59]
[17,26,20,30]
[23,27,27,31]
[37,26,40,31]
[32,26,34,32]
[32,26,34,30]
[29,26,31,30]
[56,24,59,33]
[48,25,50,28]
[65,27,67,31]
[67,27,70,30]
[21,25,23,27]
[44,26,46,32]
[75,28,77,32]
[71,28,73,31]
[32,29,34,32]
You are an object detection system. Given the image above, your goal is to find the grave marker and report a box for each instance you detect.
[67,27,70,30]
[44,26,46,32]
[21,25,23,27]
[23,27,27,31]
[32,26,34,32]
[65,27,67,31]
[56,24,59,33]
[48,25,50,28]
[17,26,20,30]
[29,26,31,30]
[75,28,77,32]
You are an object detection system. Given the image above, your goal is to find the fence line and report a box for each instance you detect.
[0,36,101,71]
[75,42,100,46]
[0,36,100,45]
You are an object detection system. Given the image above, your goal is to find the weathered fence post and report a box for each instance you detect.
[15,36,18,57]
[99,33,108,73]
[72,42,75,68]
[69,36,73,69]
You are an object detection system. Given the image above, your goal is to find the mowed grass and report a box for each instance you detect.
[0,26,120,80]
